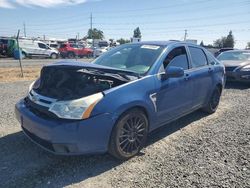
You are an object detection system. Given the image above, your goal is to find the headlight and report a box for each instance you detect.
[48,92,103,120]
[241,64,250,71]
[29,78,40,92]
[29,81,35,92]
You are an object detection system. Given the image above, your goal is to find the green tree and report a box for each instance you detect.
[224,30,235,48]
[117,38,130,45]
[133,27,142,38]
[246,42,250,49]
[213,37,226,48]
[87,28,104,39]
[213,31,235,48]
[200,40,204,46]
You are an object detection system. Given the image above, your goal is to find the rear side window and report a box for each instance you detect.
[60,44,66,48]
[188,47,208,68]
[38,43,47,49]
[164,46,189,70]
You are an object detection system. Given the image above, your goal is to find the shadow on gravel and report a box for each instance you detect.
[1,110,208,187]
[147,110,207,147]
[225,82,249,90]
[0,131,121,187]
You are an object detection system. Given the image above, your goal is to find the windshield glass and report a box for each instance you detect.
[217,51,250,61]
[93,43,164,74]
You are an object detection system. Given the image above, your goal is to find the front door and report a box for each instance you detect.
[155,46,194,125]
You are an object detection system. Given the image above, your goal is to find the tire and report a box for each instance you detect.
[87,53,93,59]
[109,108,149,160]
[202,86,221,114]
[21,52,26,59]
[67,52,75,59]
[50,53,58,59]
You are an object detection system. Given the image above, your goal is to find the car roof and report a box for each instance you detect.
[136,40,181,46]
[130,40,201,48]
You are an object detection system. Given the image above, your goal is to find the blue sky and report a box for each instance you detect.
[0,0,250,48]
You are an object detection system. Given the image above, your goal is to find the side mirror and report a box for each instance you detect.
[162,66,184,80]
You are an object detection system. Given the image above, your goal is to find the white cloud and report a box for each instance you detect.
[0,0,14,8]
[0,0,93,8]
[16,0,88,7]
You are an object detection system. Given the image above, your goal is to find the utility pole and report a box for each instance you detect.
[184,29,187,41]
[16,29,24,77]
[23,22,26,37]
[90,13,93,46]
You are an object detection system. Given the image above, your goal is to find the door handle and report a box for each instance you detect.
[208,67,213,73]
[184,74,189,81]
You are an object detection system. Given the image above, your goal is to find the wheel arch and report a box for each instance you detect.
[107,105,150,157]
[216,83,223,93]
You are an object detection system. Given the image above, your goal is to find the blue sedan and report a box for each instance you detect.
[15,41,225,160]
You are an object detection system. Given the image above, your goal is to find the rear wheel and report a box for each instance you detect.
[202,86,221,114]
[87,52,93,58]
[109,109,148,160]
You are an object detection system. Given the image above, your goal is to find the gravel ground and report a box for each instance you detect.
[0,81,249,188]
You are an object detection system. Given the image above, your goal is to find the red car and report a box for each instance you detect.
[59,43,93,58]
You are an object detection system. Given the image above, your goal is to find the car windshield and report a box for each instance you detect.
[93,43,164,74]
[217,51,250,61]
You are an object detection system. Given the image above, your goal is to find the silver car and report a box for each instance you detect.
[217,50,250,83]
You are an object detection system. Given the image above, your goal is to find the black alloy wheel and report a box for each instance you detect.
[202,86,221,113]
[109,109,148,160]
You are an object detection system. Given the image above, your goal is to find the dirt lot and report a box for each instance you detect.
[0,81,249,188]
[0,67,41,82]
[0,58,94,82]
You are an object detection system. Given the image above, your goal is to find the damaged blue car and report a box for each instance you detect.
[15,41,225,160]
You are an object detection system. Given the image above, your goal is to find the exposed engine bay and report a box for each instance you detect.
[33,65,137,100]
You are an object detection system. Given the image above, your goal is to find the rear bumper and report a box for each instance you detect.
[226,71,250,82]
[15,99,115,155]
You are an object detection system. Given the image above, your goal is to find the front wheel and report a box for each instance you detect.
[202,86,221,114]
[67,52,75,59]
[50,53,58,59]
[109,109,148,160]
[21,52,26,59]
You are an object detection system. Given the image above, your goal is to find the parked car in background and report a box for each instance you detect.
[15,41,225,160]
[58,43,93,58]
[19,39,59,59]
[0,38,8,57]
[215,48,234,57]
[217,50,250,83]
[93,46,109,57]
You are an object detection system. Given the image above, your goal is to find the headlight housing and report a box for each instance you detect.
[48,92,103,120]
[240,64,250,71]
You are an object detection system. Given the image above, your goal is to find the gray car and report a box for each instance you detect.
[217,50,250,83]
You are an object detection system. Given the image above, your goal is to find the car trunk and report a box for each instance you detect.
[33,65,133,100]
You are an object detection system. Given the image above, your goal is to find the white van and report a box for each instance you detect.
[19,39,59,59]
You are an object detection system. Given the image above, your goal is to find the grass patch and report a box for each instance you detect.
[0,67,41,82]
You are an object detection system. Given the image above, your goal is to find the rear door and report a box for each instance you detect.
[187,46,213,108]
[155,45,194,125]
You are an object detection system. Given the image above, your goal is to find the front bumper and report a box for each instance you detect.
[226,70,250,82]
[15,99,115,155]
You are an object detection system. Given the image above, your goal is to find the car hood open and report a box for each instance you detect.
[33,61,139,100]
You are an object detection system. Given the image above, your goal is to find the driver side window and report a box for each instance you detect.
[163,46,189,70]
